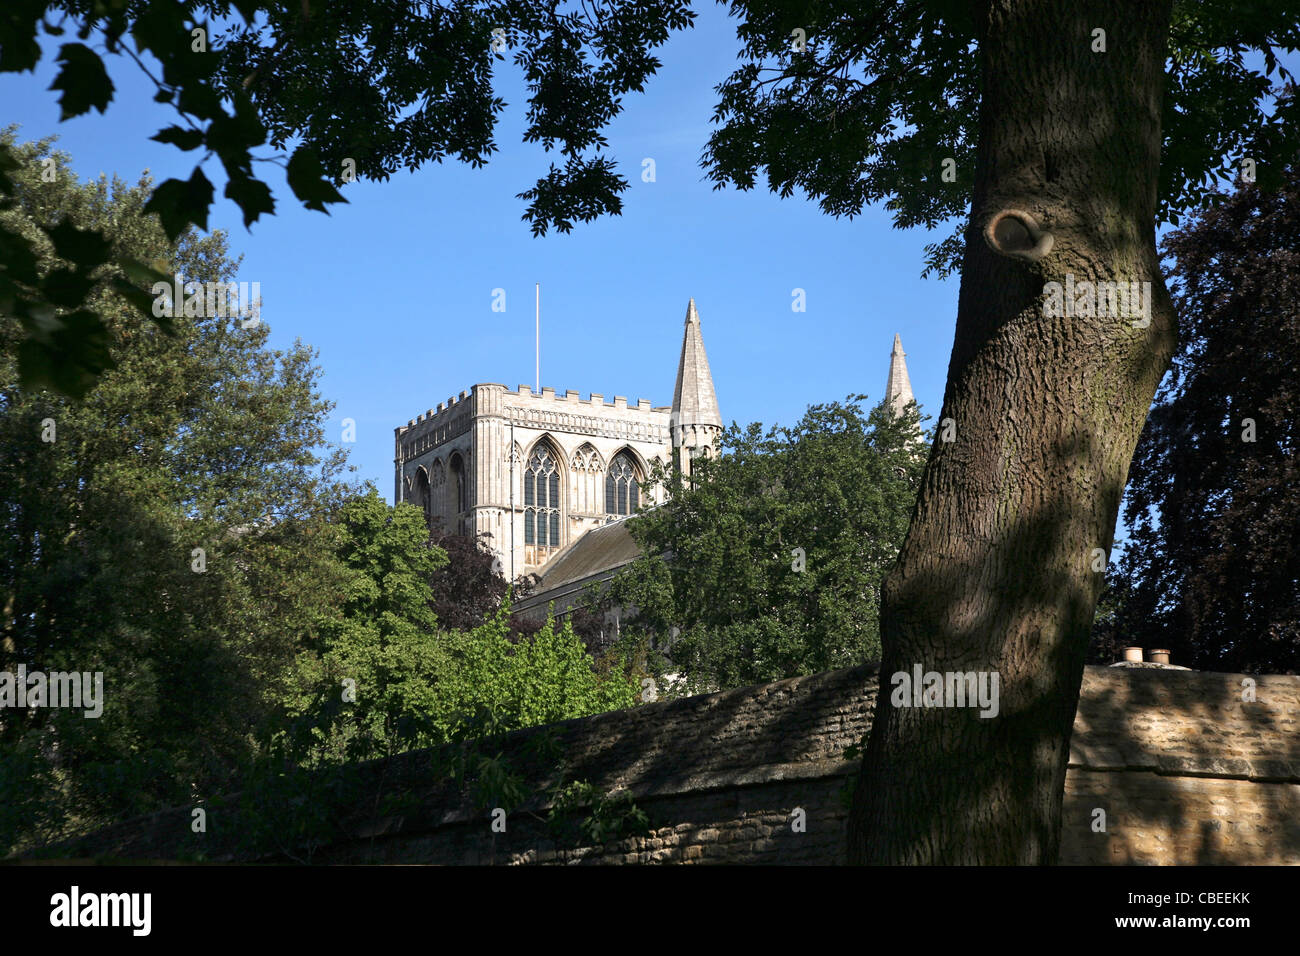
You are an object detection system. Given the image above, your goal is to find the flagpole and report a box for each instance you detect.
[535,282,540,393]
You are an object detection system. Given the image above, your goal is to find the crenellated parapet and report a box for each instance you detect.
[395,384,669,465]
[392,298,720,578]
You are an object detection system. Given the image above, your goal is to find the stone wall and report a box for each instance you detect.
[48,664,1300,865]
[1062,666,1300,865]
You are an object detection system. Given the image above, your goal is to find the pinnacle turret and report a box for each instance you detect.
[885,333,916,420]
[672,298,722,429]
[671,299,722,477]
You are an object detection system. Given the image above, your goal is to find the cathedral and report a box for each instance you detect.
[393,298,723,583]
[395,300,919,619]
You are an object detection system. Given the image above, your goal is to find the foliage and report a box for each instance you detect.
[0,132,352,854]
[596,395,925,694]
[233,594,640,859]
[277,490,637,766]
[0,134,636,856]
[429,606,638,742]
[427,528,539,636]
[547,779,649,847]
[296,489,449,762]
[704,0,1300,277]
[1092,165,1300,674]
[1,0,694,395]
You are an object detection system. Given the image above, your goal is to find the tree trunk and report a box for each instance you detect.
[848,0,1178,864]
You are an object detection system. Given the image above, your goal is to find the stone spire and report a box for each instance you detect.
[885,333,916,420]
[671,298,722,478]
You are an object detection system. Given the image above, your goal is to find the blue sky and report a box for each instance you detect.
[2,7,957,502]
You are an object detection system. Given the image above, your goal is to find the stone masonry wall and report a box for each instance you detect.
[49,664,1300,865]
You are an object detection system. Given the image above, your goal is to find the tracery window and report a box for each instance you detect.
[524,445,561,547]
[605,452,640,516]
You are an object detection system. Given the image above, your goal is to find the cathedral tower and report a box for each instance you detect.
[670,299,722,479]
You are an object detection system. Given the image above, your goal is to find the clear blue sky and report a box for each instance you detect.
[2,7,956,503]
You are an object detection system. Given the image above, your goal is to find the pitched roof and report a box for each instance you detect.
[534,518,642,592]
[511,517,645,617]
[671,299,722,428]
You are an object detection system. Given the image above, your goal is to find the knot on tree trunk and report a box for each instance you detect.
[984,209,1054,261]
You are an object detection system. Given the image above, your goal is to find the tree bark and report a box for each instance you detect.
[848,0,1178,864]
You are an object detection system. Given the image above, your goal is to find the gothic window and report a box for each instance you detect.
[414,467,432,529]
[605,452,640,516]
[449,453,467,534]
[524,444,561,547]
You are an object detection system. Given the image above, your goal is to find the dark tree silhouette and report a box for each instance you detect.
[1094,165,1300,675]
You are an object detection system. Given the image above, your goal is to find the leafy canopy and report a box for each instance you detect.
[0,131,353,852]
[704,0,1300,277]
[600,395,925,694]
[1,0,693,395]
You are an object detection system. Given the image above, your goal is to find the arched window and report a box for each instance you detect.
[449,454,467,513]
[606,452,640,516]
[524,444,561,547]
[414,467,432,528]
[449,453,468,534]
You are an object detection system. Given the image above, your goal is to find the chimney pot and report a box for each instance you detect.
[1122,646,1144,663]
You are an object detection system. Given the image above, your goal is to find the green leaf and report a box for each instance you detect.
[41,266,97,307]
[0,4,44,72]
[116,254,172,290]
[208,97,267,159]
[143,166,215,240]
[150,125,205,151]
[49,43,114,119]
[130,3,188,59]
[225,172,276,228]
[176,81,225,122]
[109,275,173,331]
[0,221,41,284]
[287,148,348,214]
[47,219,114,268]
[17,309,115,399]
